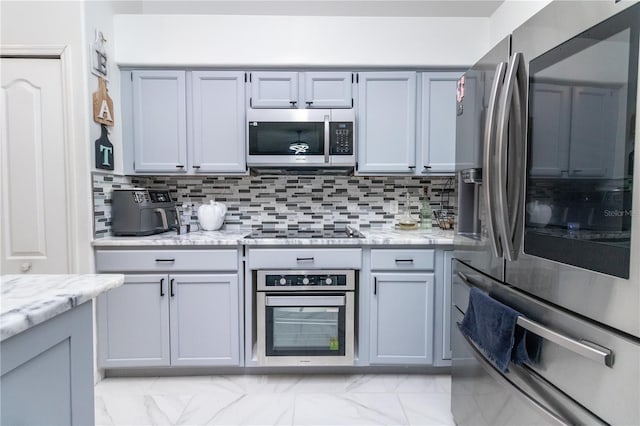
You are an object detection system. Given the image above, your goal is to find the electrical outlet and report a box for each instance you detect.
[389,200,399,214]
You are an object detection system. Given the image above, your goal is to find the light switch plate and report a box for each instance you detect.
[389,200,399,214]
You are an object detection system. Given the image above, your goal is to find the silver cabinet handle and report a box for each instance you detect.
[483,62,507,259]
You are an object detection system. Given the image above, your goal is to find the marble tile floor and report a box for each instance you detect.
[95,373,454,426]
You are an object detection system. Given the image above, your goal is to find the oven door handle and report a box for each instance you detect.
[265,295,346,307]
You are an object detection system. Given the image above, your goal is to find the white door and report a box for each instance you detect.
[1,58,70,273]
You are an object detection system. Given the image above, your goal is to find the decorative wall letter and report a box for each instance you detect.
[95,125,114,170]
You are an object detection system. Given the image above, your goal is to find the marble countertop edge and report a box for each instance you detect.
[91,228,455,247]
[1,274,125,342]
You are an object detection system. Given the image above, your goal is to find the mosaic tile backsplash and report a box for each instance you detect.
[93,173,457,238]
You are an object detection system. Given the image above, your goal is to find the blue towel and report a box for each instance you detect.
[459,287,542,372]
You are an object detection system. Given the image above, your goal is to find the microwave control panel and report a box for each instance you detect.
[329,122,354,155]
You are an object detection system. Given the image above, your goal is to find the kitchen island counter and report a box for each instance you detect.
[0,274,123,425]
[1,274,124,341]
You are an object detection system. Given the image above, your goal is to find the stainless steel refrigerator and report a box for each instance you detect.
[452,2,640,424]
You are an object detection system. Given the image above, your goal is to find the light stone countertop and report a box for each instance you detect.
[0,274,124,342]
[91,227,455,247]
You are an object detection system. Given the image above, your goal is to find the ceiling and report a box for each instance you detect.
[139,0,506,17]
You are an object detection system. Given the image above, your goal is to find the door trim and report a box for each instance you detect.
[1,45,76,272]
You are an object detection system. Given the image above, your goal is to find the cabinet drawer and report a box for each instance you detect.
[95,249,238,272]
[370,249,434,271]
[248,248,362,269]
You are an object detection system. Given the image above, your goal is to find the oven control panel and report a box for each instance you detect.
[265,273,347,287]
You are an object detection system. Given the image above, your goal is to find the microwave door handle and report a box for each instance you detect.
[483,62,507,258]
[495,53,524,262]
[324,114,330,164]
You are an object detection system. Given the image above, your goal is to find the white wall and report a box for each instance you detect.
[488,0,551,47]
[113,14,489,67]
[85,1,141,175]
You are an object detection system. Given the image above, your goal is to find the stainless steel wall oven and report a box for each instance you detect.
[256,270,355,366]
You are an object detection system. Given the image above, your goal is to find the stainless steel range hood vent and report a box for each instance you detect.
[249,166,354,176]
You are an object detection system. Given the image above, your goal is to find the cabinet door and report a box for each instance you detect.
[250,71,299,108]
[132,70,187,173]
[442,251,454,361]
[357,72,417,173]
[97,274,170,367]
[369,272,434,364]
[455,74,481,170]
[190,71,246,173]
[529,83,572,177]
[303,72,353,108]
[420,72,462,174]
[169,274,240,366]
[568,86,618,178]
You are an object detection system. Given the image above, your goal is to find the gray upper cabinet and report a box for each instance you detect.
[357,72,417,174]
[419,72,462,174]
[97,274,170,367]
[190,71,246,173]
[250,71,353,109]
[169,274,240,366]
[132,70,187,173]
[250,71,299,108]
[303,72,353,108]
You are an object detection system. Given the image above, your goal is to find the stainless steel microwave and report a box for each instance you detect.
[247,109,355,174]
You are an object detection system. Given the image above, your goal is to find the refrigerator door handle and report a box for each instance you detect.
[495,52,527,261]
[457,270,614,367]
[483,62,508,258]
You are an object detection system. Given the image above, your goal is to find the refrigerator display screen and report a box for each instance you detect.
[525,10,638,278]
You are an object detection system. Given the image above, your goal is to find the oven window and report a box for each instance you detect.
[525,5,638,278]
[248,122,324,156]
[266,305,346,357]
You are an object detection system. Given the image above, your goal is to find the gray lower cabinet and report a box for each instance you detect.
[369,272,435,365]
[97,272,240,367]
[1,301,94,425]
